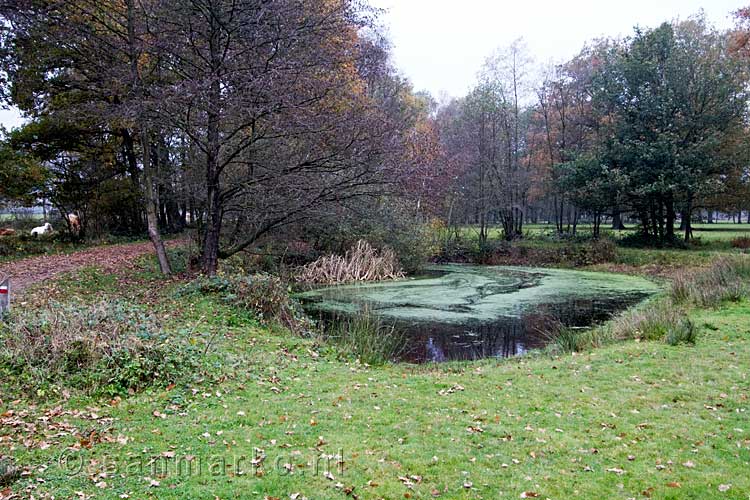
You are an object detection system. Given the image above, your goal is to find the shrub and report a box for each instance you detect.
[178,273,308,333]
[304,201,435,274]
[731,236,750,249]
[619,232,687,249]
[586,238,618,263]
[0,301,200,397]
[671,256,750,307]
[0,233,61,258]
[466,238,617,267]
[369,225,435,274]
[296,240,405,285]
[326,310,406,365]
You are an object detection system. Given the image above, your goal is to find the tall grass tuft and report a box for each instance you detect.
[538,318,611,355]
[327,309,406,365]
[672,256,750,307]
[665,318,697,346]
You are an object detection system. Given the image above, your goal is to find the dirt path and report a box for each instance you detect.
[0,240,183,294]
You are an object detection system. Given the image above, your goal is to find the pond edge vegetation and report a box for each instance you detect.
[546,255,750,354]
[4,248,748,402]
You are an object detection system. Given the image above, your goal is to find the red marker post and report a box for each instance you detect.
[0,278,9,314]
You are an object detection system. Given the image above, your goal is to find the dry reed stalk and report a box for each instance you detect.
[295,240,405,284]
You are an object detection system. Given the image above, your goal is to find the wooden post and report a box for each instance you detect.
[0,277,9,314]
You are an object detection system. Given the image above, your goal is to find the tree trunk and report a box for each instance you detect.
[665,194,676,241]
[684,193,694,243]
[121,128,145,232]
[597,213,602,238]
[201,10,224,277]
[611,207,626,230]
[638,208,650,237]
[127,0,170,275]
[141,128,172,275]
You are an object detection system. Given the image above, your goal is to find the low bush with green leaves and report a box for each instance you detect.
[0,233,61,259]
[664,317,698,345]
[0,300,201,397]
[178,273,309,333]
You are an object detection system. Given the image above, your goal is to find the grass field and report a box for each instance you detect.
[463,222,750,243]
[1,249,749,499]
[0,213,44,223]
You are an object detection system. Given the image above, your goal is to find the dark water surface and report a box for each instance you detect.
[298,265,659,363]
[392,293,650,362]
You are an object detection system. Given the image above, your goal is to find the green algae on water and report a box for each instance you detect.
[297,265,660,324]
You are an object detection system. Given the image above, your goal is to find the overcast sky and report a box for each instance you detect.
[369,0,745,99]
[0,0,745,129]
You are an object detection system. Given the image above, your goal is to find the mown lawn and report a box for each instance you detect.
[2,260,749,499]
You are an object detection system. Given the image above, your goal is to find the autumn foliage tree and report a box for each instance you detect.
[1,0,427,275]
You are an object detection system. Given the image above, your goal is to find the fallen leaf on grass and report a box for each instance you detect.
[438,384,464,396]
[606,467,626,475]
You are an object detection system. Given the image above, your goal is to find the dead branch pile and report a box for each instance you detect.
[295,240,405,284]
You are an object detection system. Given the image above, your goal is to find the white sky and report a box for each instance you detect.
[369,0,745,98]
[0,0,745,129]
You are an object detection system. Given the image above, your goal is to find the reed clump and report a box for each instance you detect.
[296,240,405,284]
[327,309,406,365]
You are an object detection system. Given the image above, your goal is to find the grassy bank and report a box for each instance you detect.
[1,251,749,499]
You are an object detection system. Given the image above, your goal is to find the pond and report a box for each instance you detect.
[298,265,661,363]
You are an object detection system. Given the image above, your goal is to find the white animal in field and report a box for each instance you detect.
[30,222,53,236]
